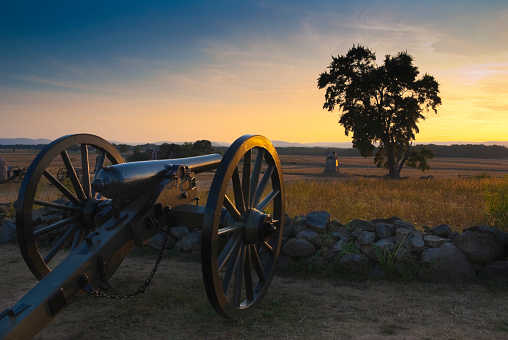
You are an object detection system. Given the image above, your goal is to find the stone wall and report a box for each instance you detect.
[1,204,507,283]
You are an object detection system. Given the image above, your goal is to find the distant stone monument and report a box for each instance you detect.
[0,157,7,183]
[323,151,339,173]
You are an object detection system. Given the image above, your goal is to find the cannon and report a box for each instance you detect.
[0,134,284,339]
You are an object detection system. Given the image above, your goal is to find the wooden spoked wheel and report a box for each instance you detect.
[16,134,124,280]
[202,135,285,320]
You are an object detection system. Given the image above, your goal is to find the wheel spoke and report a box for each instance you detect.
[261,241,274,254]
[224,195,242,222]
[33,215,81,237]
[242,150,251,208]
[249,149,265,208]
[257,189,280,212]
[222,239,242,295]
[218,224,241,236]
[232,166,245,215]
[70,227,84,250]
[233,246,246,307]
[43,223,80,264]
[250,245,266,282]
[244,245,254,302]
[61,150,86,201]
[33,199,82,213]
[218,233,241,272]
[43,171,80,206]
[253,165,274,209]
[94,151,106,178]
[81,145,91,199]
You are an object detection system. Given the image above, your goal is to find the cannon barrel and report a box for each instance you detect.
[91,153,222,199]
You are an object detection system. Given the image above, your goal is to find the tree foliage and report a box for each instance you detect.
[317,45,441,177]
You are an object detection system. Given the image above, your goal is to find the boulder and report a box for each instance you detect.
[0,219,16,243]
[330,240,344,254]
[429,224,451,238]
[170,226,190,240]
[393,220,414,230]
[282,239,316,258]
[327,219,344,232]
[375,237,396,254]
[453,230,504,264]
[176,230,202,251]
[296,230,322,247]
[283,214,294,238]
[396,228,412,244]
[466,225,508,246]
[332,227,351,242]
[407,230,425,252]
[293,216,307,235]
[419,243,476,282]
[371,216,401,224]
[350,219,375,231]
[375,222,395,238]
[478,261,508,283]
[305,211,330,234]
[351,230,376,245]
[423,235,447,248]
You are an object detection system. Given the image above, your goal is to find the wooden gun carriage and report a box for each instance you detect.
[0,134,284,339]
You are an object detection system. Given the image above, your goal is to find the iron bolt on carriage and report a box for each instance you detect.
[0,134,285,339]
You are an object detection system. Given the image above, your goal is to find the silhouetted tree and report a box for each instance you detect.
[317,45,441,177]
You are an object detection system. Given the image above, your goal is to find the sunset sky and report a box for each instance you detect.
[1,1,507,144]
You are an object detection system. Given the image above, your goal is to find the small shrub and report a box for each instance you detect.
[484,177,508,230]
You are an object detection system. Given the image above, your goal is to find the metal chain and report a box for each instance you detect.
[88,224,172,299]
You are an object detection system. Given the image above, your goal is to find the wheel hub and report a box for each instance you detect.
[242,209,276,245]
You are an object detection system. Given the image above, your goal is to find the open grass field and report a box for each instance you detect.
[1,149,508,339]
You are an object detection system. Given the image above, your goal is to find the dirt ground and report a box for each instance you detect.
[1,244,507,340]
[2,150,508,339]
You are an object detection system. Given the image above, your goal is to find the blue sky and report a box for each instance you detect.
[1,0,507,143]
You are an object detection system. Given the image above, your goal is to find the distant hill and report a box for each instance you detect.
[0,138,52,145]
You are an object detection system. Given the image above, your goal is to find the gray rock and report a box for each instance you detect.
[448,231,459,242]
[478,261,508,283]
[351,230,376,245]
[176,230,202,251]
[340,253,369,273]
[330,240,344,253]
[170,226,190,240]
[375,222,395,238]
[147,231,176,250]
[453,230,505,264]
[424,235,447,248]
[396,228,412,244]
[293,216,307,235]
[407,230,425,252]
[296,229,322,247]
[361,244,377,261]
[375,237,396,253]
[350,219,375,231]
[327,219,344,232]
[0,219,16,243]
[283,214,294,238]
[371,216,401,224]
[430,224,451,238]
[393,220,414,230]
[467,225,508,246]
[332,227,351,242]
[419,243,476,282]
[306,211,331,234]
[282,238,316,258]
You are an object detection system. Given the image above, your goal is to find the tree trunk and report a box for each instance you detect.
[386,145,397,178]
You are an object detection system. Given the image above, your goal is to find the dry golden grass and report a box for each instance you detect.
[285,178,499,231]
